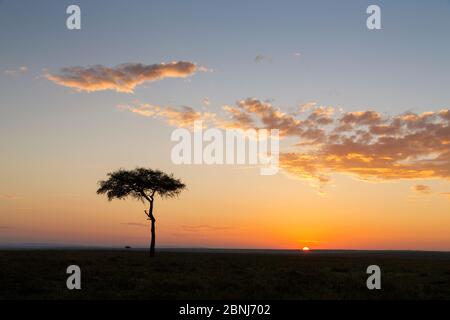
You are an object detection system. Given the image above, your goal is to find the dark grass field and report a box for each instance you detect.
[1,250,450,300]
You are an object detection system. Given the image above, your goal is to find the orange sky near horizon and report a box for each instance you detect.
[1,160,449,250]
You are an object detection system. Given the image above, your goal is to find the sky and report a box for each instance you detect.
[0,0,450,250]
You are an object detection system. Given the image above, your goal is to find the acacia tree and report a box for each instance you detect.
[97,168,186,257]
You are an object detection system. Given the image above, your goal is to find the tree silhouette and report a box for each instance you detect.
[97,168,186,257]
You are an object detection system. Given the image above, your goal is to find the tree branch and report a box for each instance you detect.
[139,190,152,202]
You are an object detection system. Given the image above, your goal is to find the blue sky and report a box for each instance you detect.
[1,0,450,113]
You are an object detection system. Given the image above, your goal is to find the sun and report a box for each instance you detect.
[302,246,310,252]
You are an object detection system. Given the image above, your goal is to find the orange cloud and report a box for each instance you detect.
[122,222,147,228]
[181,225,235,232]
[119,97,450,185]
[222,99,450,183]
[46,61,198,93]
[0,194,20,200]
[118,102,216,128]
[221,105,255,129]
[340,110,382,125]
[224,98,306,137]
[412,184,432,194]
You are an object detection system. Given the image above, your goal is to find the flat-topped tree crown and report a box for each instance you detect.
[97,167,186,201]
[97,167,186,257]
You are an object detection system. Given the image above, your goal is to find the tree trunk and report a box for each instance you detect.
[148,200,156,257]
[150,218,156,257]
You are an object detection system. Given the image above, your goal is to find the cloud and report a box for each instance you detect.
[4,66,28,76]
[412,184,432,194]
[340,111,382,126]
[122,222,147,227]
[203,97,210,106]
[119,96,450,187]
[46,61,199,93]
[221,100,450,184]
[254,54,273,64]
[0,194,20,200]
[181,225,235,232]
[224,98,306,137]
[0,225,15,229]
[409,187,450,200]
[221,104,255,129]
[118,102,216,128]
[254,54,265,63]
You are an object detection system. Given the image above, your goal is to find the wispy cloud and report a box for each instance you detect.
[412,184,432,194]
[440,192,450,200]
[254,54,265,63]
[203,97,210,106]
[118,102,216,128]
[4,66,28,76]
[0,225,15,229]
[181,224,235,232]
[0,194,20,200]
[254,54,273,64]
[122,222,147,228]
[408,186,450,201]
[46,61,200,93]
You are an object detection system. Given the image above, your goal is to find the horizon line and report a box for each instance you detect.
[0,243,449,253]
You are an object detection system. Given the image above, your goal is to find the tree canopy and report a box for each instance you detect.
[96,167,186,202]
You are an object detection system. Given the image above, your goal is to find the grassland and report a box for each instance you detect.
[0,250,449,299]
